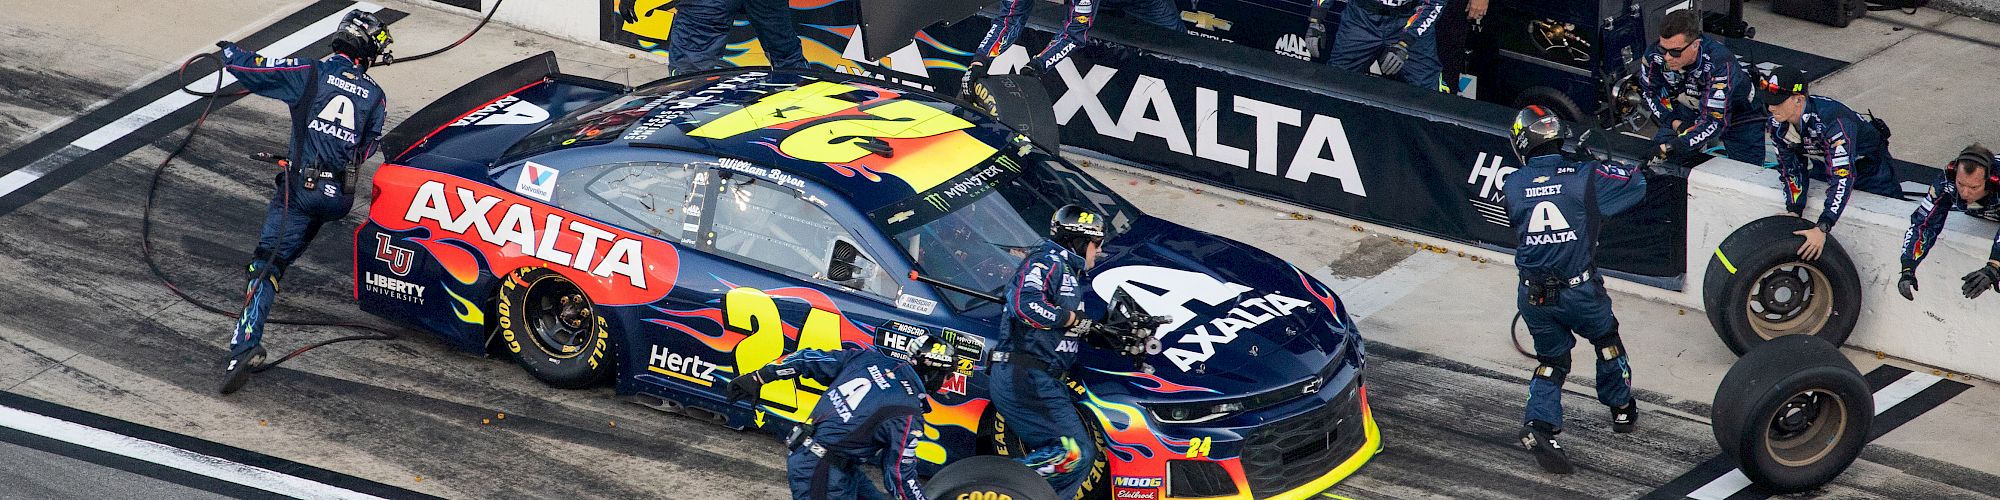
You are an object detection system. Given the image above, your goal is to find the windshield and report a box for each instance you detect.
[887,151,1140,310]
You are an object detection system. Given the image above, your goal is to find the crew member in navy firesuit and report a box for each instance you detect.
[216,11,391,394]
[1312,0,1446,91]
[959,0,1181,95]
[1898,144,2000,301]
[1505,106,1647,474]
[1760,67,1903,263]
[726,336,958,500]
[1639,9,1768,165]
[632,0,805,75]
[989,204,1105,498]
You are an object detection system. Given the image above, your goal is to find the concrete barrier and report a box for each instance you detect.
[1679,158,2000,380]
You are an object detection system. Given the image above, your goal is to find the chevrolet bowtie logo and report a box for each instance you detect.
[1301,378,1323,395]
[1181,11,1232,31]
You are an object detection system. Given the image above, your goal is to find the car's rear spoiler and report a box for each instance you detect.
[380,51,627,165]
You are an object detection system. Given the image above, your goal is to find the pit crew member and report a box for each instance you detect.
[1505,106,1647,474]
[644,0,806,75]
[959,0,1181,95]
[1761,67,1903,262]
[989,205,1104,497]
[1314,0,1446,91]
[1640,9,1768,165]
[1899,144,2000,300]
[726,337,957,500]
[215,11,391,394]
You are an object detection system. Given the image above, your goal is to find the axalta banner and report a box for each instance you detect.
[594,1,1686,285]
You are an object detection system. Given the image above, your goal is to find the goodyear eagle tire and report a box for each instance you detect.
[1711,335,1872,493]
[969,74,1059,153]
[991,409,1110,500]
[1702,215,1861,356]
[497,267,613,389]
[925,455,1061,500]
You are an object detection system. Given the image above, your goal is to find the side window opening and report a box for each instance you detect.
[553,161,701,243]
[708,174,899,299]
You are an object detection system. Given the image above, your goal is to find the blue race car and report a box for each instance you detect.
[359,53,1377,499]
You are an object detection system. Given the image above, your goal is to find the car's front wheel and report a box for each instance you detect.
[991,409,1111,500]
[497,267,613,388]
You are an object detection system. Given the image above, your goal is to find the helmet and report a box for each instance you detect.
[1511,105,1570,160]
[907,334,958,394]
[1049,205,1106,252]
[331,11,393,65]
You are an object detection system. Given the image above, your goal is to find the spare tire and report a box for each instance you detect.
[1711,335,1872,493]
[924,455,1059,500]
[1702,215,1862,355]
[968,74,1059,153]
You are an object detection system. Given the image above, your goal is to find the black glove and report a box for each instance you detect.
[617,0,639,24]
[1961,263,2000,299]
[216,41,239,58]
[1377,41,1410,76]
[1304,20,1328,57]
[725,369,767,403]
[959,61,986,99]
[1068,318,1098,336]
[1898,268,1919,301]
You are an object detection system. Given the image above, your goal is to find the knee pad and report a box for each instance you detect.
[1532,354,1571,385]
[1590,332,1626,362]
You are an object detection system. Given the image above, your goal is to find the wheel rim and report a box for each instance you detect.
[1763,389,1848,467]
[525,276,594,358]
[1745,262,1833,340]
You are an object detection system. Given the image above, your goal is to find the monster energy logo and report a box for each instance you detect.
[995,155,1021,172]
[924,193,948,211]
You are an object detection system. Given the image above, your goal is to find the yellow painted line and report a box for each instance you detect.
[1714,247,1738,274]
[648,366,713,387]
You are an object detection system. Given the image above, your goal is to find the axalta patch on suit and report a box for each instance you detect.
[358,54,1380,499]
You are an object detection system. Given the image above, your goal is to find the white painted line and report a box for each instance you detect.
[1681,370,1946,499]
[0,404,386,500]
[0,2,383,199]
[1685,469,1752,500]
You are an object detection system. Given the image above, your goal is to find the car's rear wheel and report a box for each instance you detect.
[497,267,613,388]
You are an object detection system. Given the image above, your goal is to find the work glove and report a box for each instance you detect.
[725,368,769,404]
[617,0,639,24]
[1897,268,1919,301]
[958,61,986,100]
[1067,318,1098,336]
[1304,20,1328,57]
[1377,41,1410,77]
[1961,262,2000,299]
[215,41,240,58]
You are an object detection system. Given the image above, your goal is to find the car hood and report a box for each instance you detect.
[1077,215,1357,402]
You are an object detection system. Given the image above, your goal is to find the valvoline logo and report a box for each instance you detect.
[516,161,559,201]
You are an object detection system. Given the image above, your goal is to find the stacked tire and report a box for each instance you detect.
[1702,215,1862,355]
[1711,335,1872,492]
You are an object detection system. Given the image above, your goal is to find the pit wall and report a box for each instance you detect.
[1672,158,2000,381]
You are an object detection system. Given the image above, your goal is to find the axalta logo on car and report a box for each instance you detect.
[1093,265,1312,371]
[401,180,651,288]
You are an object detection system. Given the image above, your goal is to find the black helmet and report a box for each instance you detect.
[1511,105,1570,160]
[331,11,393,66]
[1049,204,1106,253]
[908,333,957,394]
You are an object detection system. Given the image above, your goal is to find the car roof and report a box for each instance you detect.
[601,69,1024,216]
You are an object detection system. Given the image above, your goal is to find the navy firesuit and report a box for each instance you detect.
[217,42,386,358]
[1639,36,1769,165]
[968,0,1182,75]
[1901,168,2000,273]
[664,0,806,75]
[1773,96,1903,233]
[1321,0,1445,91]
[1505,154,1647,430]
[991,240,1095,498]
[764,349,928,500]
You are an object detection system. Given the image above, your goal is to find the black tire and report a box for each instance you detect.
[496,267,613,388]
[1710,335,1872,493]
[969,74,1059,153]
[1512,86,1587,124]
[990,409,1110,500]
[1702,215,1862,356]
[925,455,1061,500]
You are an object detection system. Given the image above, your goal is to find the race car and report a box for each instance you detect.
[360,52,1378,499]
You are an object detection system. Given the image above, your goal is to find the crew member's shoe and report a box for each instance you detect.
[218,344,266,395]
[1016,64,1043,79]
[1611,402,1638,434]
[1519,421,1575,474]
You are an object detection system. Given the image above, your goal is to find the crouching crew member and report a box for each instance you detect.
[1505,106,1648,474]
[1640,9,1768,165]
[1760,67,1903,262]
[727,337,958,500]
[1899,144,2000,300]
[216,11,391,394]
[1316,0,1446,91]
[990,205,1105,498]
